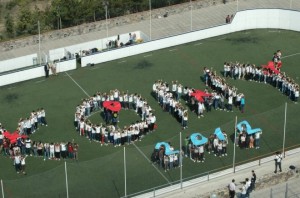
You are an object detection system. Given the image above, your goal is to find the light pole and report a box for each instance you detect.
[38,21,41,65]
[103,1,109,38]
[190,0,193,31]
[57,6,62,29]
[149,0,152,40]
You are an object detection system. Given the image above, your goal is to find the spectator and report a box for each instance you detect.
[226,15,230,23]
[245,178,251,197]
[240,181,247,198]
[44,63,50,78]
[250,170,256,191]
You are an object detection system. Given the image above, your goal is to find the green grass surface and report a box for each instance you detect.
[0,29,300,197]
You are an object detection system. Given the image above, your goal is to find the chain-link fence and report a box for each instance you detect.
[250,175,300,198]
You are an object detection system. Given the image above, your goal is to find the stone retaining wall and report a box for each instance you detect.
[0,0,235,52]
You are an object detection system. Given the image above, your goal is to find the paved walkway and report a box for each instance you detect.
[1,0,299,61]
[153,152,300,198]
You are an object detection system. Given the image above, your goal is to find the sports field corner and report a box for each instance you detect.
[0,29,300,198]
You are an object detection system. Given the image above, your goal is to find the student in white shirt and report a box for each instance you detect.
[14,154,21,173]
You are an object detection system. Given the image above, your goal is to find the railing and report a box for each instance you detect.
[121,145,300,198]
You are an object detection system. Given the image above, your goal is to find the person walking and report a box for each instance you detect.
[274,151,283,173]
[228,179,236,198]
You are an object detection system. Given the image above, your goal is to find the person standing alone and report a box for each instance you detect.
[274,151,283,173]
[44,63,50,78]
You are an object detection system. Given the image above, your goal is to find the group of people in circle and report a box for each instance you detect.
[74,89,157,146]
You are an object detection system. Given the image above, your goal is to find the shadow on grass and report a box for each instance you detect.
[4,93,19,103]
[226,35,260,45]
[133,59,153,70]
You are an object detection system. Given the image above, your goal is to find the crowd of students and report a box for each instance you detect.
[203,67,245,113]
[0,109,81,175]
[222,50,299,103]
[17,108,48,135]
[184,132,229,163]
[236,130,262,150]
[74,89,157,146]
[1,133,79,161]
[152,78,245,131]
[151,144,184,172]
[152,80,189,129]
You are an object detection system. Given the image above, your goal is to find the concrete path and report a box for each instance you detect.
[154,152,300,198]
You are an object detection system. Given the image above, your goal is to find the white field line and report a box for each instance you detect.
[144,54,153,58]
[217,37,226,40]
[35,79,46,83]
[281,52,300,59]
[118,60,127,64]
[64,72,90,97]
[132,142,171,185]
[90,67,101,70]
[169,48,178,52]
[7,86,16,90]
[194,42,203,46]
[268,30,281,33]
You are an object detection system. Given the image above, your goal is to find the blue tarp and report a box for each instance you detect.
[214,127,226,141]
[190,133,208,146]
[236,120,262,135]
[155,142,179,155]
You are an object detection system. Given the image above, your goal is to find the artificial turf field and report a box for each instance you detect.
[0,29,300,198]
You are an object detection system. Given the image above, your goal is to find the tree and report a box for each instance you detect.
[5,14,15,37]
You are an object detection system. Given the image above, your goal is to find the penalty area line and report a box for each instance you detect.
[65,72,90,97]
[132,142,171,185]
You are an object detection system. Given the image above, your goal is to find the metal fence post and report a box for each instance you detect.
[285,183,288,198]
[153,187,155,197]
[270,188,273,198]
[208,172,210,181]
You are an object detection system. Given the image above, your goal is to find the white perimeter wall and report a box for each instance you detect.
[81,9,300,67]
[0,54,38,73]
[49,31,145,61]
[1,9,300,86]
[0,59,77,87]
